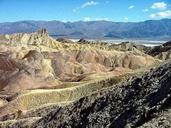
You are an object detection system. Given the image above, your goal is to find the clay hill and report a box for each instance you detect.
[0,29,170,128]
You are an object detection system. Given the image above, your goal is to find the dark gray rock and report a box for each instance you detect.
[147,41,171,60]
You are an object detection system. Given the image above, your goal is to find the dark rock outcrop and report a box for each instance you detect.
[163,40,171,47]
[147,41,171,60]
[78,38,89,43]
[37,28,48,36]
[109,42,151,53]
[56,38,74,43]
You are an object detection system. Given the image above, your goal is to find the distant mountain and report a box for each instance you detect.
[0,19,171,40]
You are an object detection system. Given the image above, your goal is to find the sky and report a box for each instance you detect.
[0,0,171,22]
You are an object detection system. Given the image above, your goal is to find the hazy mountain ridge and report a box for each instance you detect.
[0,19,171,40]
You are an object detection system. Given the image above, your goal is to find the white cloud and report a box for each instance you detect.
[124,17,128,21]
[105,1,109,4]
[73,9,77,12]
[81,1,99,8]
[142,9,149,12]
[73,1,99,12]
[151,2,167,10]
[84,17,91,21]
[83,17,110,21]
[150,10,171,19]
[95,18,109,21]
[61,20,67,23]
[128,5,135,9]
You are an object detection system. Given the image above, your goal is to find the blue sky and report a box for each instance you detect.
[0,0,171,22]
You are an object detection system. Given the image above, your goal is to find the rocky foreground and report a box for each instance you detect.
[0,29,171,127]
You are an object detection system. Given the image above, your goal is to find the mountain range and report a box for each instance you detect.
[0,19,171,40]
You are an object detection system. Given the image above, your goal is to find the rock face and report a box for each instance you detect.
[148,41,171,60]
[37,28,48,36]
[78,38,89,43]
[0,99,8,108]
[109,42,151,53]
[56,38,74,43]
